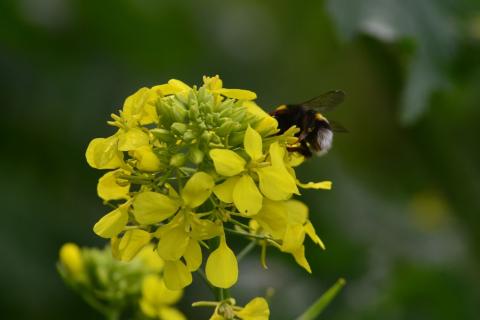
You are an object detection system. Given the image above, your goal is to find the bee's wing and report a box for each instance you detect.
[300,90,345,112]
[329,120,348,133]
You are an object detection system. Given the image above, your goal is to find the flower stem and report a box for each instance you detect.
[236,240,257,262]
[224,227,276,242]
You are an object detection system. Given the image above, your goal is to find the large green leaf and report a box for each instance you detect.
[327,0,460,124]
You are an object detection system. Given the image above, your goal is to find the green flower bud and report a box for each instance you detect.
[189,104,200,119]
[183,130,195,142]
[230,107,246,122]
[216,121,235,136]
[200,130,211,143]
[156,100,174,127]
[171,122,188,135]
[188,147,204,164]
[229,131,245,146]
[170,153,186,167]
[150,128,175,142]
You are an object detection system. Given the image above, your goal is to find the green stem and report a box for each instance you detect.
[236,240,257,262]
[224,227,276,242]
[229,218,251,230]
[295,278,346,320]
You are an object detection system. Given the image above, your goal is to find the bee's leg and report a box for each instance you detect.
[287,141,312,158]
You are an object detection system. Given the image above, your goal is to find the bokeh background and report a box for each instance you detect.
[2,0,480,319]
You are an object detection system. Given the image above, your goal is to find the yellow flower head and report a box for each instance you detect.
[85,75,332,293]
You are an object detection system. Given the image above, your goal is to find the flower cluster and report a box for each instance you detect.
[58,243,185,319]
[85,75,331,299]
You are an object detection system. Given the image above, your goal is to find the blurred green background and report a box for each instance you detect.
[2,0,480,319]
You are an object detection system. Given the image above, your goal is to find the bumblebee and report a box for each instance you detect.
[270,90,346,158]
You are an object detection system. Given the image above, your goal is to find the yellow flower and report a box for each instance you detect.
[235,297,270,320]
[253,199,325,273]
[211,126,298,216]
[137,172,221,289]
[59,243,84,280]
[139,274,185,320]
[207,297,270,320]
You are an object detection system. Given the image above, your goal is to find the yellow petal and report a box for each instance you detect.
[168,79,191,92]
[157,226,190,261]
[288,153,305,167]
[243,101,278,136]
[206,237,238,288]
[190,217,223,240]
[134,145,162,172]
[86,136,123,169]
[134,244,164,272]
[297,180,332,190]
[133,192,180,224]
[213,177,239,203]
[209,149,246,176]
[284,200,308,225]
[235,297,270,320]
[292,245,311,273]
[117,128,149,151]
[257,167,299,201]
[93,203,129,238]
[183,239,202,271]
[117,229,151,261]
[159,307,186,320]
[254,117,279,137]
[163,260,192,290]
[244,126,263,161]
[139,297,158,318]
[268,142,286,168]
[152,83,183,96]
[59,243,83,276]
[142,274,183,306]
[123,87,158,125]
[254,199,288,239]
[181,172,215,208]
[97,170,130,201]
[215,88,257,100]
[305,221,325,250]
[233,175,263,216]
[281,224,305,253]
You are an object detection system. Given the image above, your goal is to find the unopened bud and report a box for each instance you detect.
[170,153,186,167]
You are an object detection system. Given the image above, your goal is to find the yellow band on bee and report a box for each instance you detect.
[315,112,327,121]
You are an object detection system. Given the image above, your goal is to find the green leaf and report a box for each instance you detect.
[295,278,346,320]
[326,0,459,124]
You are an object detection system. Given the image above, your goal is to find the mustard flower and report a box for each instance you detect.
[211,126,299,216]
[58,243,184,319]
[85,75,334,306]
